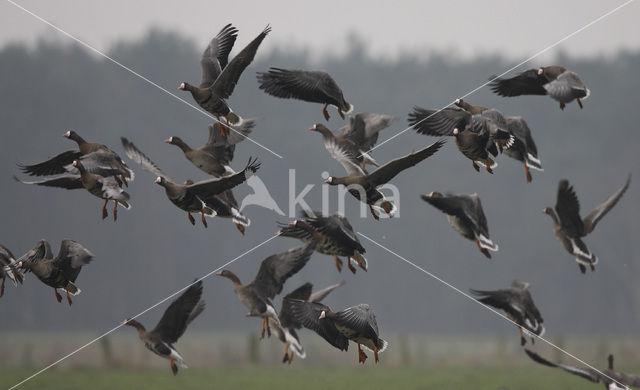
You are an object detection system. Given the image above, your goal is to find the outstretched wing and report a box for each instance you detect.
[18,150,82,177]
[489,69,548,97]
[53,240,95,283]
[187,158,260,196]
[250,243,315,299]
[555,180,585,238]
[120,137,171,181]
[366,139,445,187]
[13,175,83,190]
[199,23,239,88]
[582,175,631,235]
[211,25,271,99]
[152,280,205,344]
[524,349,600,383]
[408,106,470,136]
[257,68,344,107]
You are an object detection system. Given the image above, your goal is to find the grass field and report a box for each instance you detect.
[3,365,636,390]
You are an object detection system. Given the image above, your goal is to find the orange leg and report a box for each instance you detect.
[369,205,379,220]
[362,160,366,170]
[288,350,294,364]
[475,239,492,259]
[519,327,526,346]
[282,343,290,363]
[322,104,330,121]
[200,210,208,228]
[102,199,109,220]
[235,223,246,235]
[121,174,128,187]
[531,336,535,345]
[13,270,23,284]
[114,175,123,188]
[170,357,178,375]
[382,201,393,217]
[472,161,480,172]
[266,318,271,338]
[259,318,265,339]
[113,200,118,221]
[333,254,343,272]
[559,102,566,110]
[187,213,195,226]
[216,115,225,136]
[338,107,345,120]
[346,257,357,274]
[524,162,532,183]
[54,289,63,303]
[485,160,494,174]
[357,344,368,364]
[374,346,379,363]
[0,276,4,297]
[65,286,73,306]
[577,98,583,109]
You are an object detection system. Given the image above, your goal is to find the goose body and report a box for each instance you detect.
[421,192,498,259]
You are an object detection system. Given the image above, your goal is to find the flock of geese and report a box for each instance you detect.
[2,22,638,388]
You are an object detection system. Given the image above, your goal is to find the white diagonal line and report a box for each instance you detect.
[8,234,280,390]
[358,232,628,389]
[365,0,634,157]
[5,0,283,159]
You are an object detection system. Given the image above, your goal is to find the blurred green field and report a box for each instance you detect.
[3,365,634,390]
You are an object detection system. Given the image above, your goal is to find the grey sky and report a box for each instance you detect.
[1,0,639,61]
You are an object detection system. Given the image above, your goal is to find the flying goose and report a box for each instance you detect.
[421,192,498,259]
[121,137,259,227]
[0,245,23,297]
[489,65,590,110]
[217,243,315,339]
[14,159,131,221]
[18,130,134,187]
[543,175,631,273]
[408,106,512,173]
[277,210,367,273]
[324,139,446,220]
[123,281,205,375]
[285,301,387,364]
[525,349,640,389]
[165,120,255,177]
[16,239,94,305]
[471,281,544,346]
[274,281,345,364]
[309,112,393,169]
[179,24,270,136]
[257,68,353,121]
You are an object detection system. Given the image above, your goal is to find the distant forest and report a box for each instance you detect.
[0,29,638,337]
